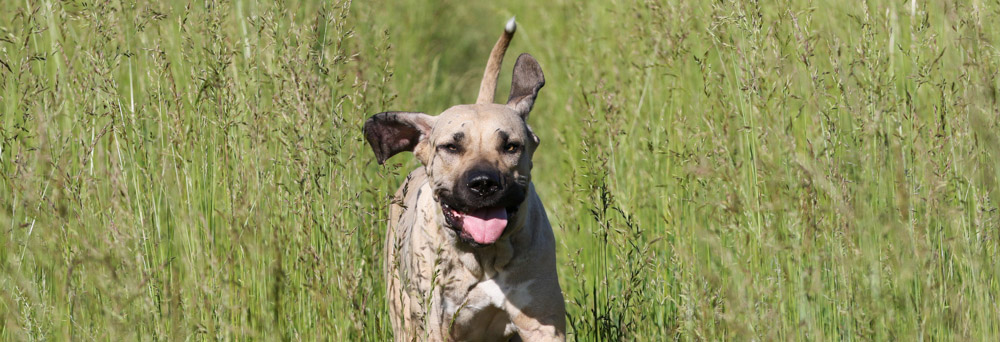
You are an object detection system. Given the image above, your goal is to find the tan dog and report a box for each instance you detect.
[364,18,566,341]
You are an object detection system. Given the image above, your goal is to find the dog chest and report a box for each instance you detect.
[439,277,520,340]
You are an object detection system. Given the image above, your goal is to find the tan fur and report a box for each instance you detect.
[367,18,564,341]
[385,104,565,341]
[476,19,516,104]
[418,105,533,193]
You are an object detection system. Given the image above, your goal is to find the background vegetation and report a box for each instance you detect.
[2,0,999,340]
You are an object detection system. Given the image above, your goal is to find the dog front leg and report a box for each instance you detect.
[510,311,565,341]
[504,278,566,341]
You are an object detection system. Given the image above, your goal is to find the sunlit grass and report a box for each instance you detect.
[2,0,999,340]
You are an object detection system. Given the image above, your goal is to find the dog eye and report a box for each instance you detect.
[503,143,521,153]
[439,143,460,153]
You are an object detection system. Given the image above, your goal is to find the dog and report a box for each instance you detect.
[363,18,566,341]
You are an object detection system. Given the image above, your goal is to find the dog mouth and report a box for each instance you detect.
[441,203,520,246]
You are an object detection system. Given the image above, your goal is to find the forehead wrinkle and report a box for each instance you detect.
[496,129,510,143]
[476,124,484,151]
[432,118,471,141]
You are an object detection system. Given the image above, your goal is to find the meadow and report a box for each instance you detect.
[2,0,1000,340]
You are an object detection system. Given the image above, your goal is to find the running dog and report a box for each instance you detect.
[364,18,566,341]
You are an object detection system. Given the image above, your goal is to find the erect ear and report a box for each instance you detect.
[506,53,545,119]
[363,111,436,165]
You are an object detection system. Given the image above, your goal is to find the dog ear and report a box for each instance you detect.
[506,53,545,119]
[363,111,436,165]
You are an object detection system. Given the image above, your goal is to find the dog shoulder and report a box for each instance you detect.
[391,168,429,212]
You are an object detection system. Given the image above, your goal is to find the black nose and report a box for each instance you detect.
[467,172,501,197]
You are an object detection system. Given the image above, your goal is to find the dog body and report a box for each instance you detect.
[387,166,564,341]
[365,19,566,341]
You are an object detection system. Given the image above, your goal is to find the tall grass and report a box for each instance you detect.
[2,0,999,340]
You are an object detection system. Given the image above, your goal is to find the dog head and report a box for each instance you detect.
[364,18,545,247]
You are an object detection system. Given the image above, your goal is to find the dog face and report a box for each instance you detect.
[422,104,537,244]
[364,21,545,246]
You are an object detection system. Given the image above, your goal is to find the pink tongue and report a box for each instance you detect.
[460,207,508,244]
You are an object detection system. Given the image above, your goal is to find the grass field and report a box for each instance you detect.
[2,0,1000,340]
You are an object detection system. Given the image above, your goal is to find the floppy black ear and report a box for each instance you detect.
[363,111,436,164]
[506,53,545,119]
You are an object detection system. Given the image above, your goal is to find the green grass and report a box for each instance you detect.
[2,0,999,340]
